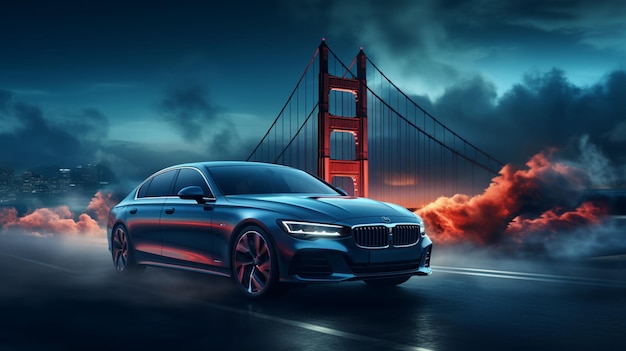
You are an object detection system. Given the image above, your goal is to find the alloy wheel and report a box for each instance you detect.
[234,230,272,296]
[112,226,129,272]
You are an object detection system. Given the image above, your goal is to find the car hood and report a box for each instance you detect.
[223,194,416,223]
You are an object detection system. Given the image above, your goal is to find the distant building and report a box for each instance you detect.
[0,162,16,202]
[72,164,100,191]
[0,161,116,201]
[0,163,13,188]
[56,168,72,194]
[20,171,49,194]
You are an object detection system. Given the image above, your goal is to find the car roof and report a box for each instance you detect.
[161,161,290,172]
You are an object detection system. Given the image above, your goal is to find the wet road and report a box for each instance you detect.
[0,234,624,351]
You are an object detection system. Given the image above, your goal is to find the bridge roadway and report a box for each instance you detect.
[0,233,624,351]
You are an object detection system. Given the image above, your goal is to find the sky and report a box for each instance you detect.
[1,0,625,187]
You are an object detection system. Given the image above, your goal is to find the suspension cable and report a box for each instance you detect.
[247,47,320,161]
[366,56,504,169]
[367,85,501,175]
[273,103,319,164]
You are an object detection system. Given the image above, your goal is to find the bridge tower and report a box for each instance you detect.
[317,40,369,197]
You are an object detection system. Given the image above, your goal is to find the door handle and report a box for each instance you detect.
[164,207,175,215]
[129,208,137,215]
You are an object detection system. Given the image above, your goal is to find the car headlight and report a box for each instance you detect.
[281,221,346,238]
[414,214,426,236]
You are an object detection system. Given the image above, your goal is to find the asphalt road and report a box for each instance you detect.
[0,233,624,351]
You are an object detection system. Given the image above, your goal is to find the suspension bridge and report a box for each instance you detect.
[247,40,503,210]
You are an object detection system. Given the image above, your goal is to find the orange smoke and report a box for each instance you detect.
[86,191,116,225]
[0,191,116,237]
[506,201,607,239]
[0,207,19,226]
[416,150,608,244]
[3,206,100,237]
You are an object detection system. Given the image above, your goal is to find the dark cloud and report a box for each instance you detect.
[0,92,135,188]
[0,86,259,192]
[434,75,498,122]
[429,69,626,179]
[319,0,626,49]
[291,0,626,96]
[491,0,626,51]
[157,82,248,161]
[0,98,88,169]
[63,108,110,141]
[158,83,221,141]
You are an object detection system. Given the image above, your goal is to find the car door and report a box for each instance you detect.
[126,169,177,259]
[160,167,217,268]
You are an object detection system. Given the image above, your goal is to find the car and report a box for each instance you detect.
[107,161,433,298]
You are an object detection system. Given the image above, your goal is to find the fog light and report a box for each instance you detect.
[424,246,432,267]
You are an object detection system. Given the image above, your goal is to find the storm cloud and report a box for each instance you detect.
[0,90,99,170]
[157,82,248,161]
[0,86,259,188]
[158,83,221,142]
[291,0,626,96]
[429,69,626,178]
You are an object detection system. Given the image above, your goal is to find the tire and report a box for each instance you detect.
[111,225,145,274]
[231,226,280,299]
[364,276,411,287]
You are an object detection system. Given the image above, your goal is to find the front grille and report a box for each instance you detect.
[392,225,420,247]
[353,225,389,248]
[353,224,420,248]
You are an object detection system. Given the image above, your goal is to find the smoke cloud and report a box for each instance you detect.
[0,191,116,238]
[416,137,618,255]
[86,191,116,225]
[2,206,100,238]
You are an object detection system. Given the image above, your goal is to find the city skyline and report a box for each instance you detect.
[0,162,117,214]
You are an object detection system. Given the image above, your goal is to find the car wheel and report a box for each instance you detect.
[364,276,411,287]
[111,225,144,274]
[232,226,279,298]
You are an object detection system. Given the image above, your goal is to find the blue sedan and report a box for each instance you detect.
[107,161,432,298]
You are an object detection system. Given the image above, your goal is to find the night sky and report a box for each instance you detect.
[2,0,625,186]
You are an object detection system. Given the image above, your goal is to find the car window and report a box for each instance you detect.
[143,170,177,197]
[209,165,340,196]
[173,168,212,197]
[137,178,152,198]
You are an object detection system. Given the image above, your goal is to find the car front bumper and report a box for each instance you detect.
[274,228,433,283]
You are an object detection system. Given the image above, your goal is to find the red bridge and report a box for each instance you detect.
[247,40,503,209]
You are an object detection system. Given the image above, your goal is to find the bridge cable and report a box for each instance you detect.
[246,47,320,161]
[366,56,504,169]
[273,103,319,164]
[367,86,502,175]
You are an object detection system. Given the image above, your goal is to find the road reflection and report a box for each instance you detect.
[1,233,624,351]
[134,268,444,351]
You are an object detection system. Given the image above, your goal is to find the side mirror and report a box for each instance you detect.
[178,186,208,204]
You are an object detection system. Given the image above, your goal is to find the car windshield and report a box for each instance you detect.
[208,165,341,196]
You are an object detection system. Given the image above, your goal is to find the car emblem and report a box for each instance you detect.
[381,216,391,223]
